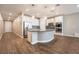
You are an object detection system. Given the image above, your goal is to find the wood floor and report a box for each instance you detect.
[0,32,79,54]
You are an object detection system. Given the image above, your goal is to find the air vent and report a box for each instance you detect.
[44,6,47,8]
[50,4,60,12]
[56,4,60,6]
[32,4,35,6]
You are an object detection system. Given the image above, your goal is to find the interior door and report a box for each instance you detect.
[5,21,12,32]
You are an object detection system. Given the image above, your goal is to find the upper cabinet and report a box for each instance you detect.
[46,18,55,26]
[23,16,40,26]
[46,16,63,25]
[55,16,63,22]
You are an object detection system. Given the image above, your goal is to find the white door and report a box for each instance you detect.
[5,21,12,32]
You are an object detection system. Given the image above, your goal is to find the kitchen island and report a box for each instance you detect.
[27,29,55,44]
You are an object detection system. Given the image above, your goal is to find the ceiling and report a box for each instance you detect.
[0,4,79,21]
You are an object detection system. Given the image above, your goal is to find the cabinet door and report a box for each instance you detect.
[27,32,32,43]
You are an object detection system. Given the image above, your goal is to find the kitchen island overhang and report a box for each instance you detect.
[27,29,55,45]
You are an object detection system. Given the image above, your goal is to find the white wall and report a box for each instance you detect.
[0,13,4,39]
[63,13,79,37]
[13,15,23,38]
[4,21,12,32]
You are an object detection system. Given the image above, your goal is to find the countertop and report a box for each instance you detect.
[28,29,55,32]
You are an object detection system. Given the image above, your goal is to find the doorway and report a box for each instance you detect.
[4,21,12,32]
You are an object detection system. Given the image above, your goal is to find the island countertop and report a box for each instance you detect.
[28,29,55,32]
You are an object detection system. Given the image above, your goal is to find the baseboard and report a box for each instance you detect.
[55,33,63,36]
[63,34,79,38]
[14,32,23,39]
[0,34,3,40]
[31,41,38,45]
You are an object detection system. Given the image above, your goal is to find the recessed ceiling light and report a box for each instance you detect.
[32,16,35,19]
[25,9,30,11]
[77,4,79,7]
[8,18,10,20]
[36,13,40,16]
[9,13,12,16]
[44,17,47,19]
[51,7,56,11]
[50,4,60,12]
[8,16,11,19]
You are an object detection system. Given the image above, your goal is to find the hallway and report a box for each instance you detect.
[0,32,79,54]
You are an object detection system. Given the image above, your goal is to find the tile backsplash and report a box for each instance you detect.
[32,26,40,29]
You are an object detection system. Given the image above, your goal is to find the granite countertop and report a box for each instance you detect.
[28,29,55,32]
